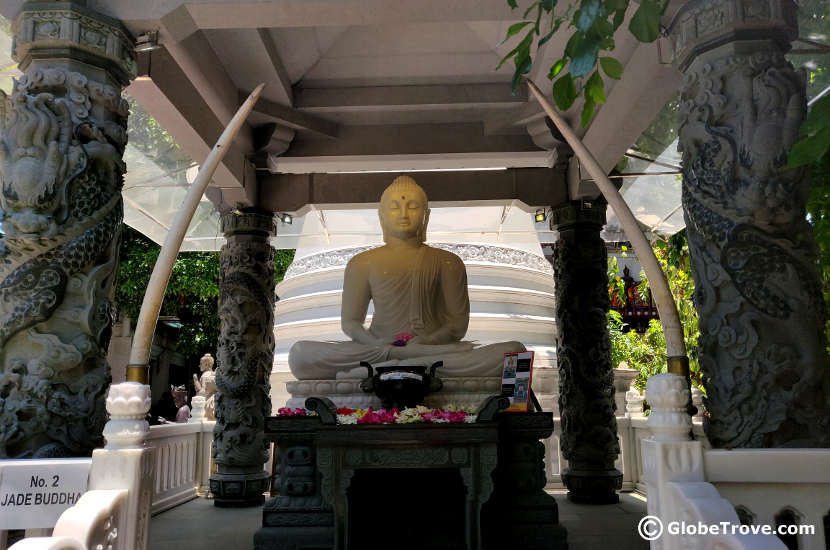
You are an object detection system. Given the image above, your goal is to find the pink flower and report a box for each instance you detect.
[277,407,307,417]
[448,411,468,423]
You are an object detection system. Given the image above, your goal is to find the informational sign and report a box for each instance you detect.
[500,350,534,412]
[0,458,91,529]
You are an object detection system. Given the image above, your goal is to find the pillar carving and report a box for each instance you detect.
[669,0,830,448]
[210,210,277,507]
[550,200,622,504]
[0,2,134,458]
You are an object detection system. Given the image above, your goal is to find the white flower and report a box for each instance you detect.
[463,415,477,423]
[395,408,425,423]
[337,414,358,425]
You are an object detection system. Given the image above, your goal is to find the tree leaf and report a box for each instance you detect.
[575,0,602,31]
[805,94,830,134]
[565,31,583,57]
[523,1,540,19]
[538,28,556,47]
[787,126,830,168]
[541,0,557,12]
[612,7,626,30]
[603,0,627,10]
[569,34,601,78]
[508,0,518,9]
[496,31,534,70]
[586,70,606,104]
[540,17,564,46]
[600,56,623,79]
[629,0,667,43]
[498,21,533,47]
[552,73,578,111]
[581,95,596,127]
[604,0,629,28]
[548,57,567,79]
[512,55,533,90]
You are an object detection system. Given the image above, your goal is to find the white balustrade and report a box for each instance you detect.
[7,383,154,550]
[705,449,830,550]
[641,373,786,550]
[146,423,200,514]
[4,385,218,550]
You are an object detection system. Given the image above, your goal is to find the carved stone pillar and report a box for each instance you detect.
[669,0,830,448]
[210,210,277,507]
[0,2,135,458]
[550,200,622,504]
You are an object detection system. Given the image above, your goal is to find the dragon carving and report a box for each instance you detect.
[679,49,830,448]
[213,236,276,467]
[0,69,127,457]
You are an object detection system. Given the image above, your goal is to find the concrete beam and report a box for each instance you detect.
[128,46,256,208]
[294,83,527,111]
[1,0,520,29]
[248,92,340,138]
[259,168,567,212]
[284,123,539,157]
[257,29,294,106]
[206,29,294,106]
[183,0,517,32]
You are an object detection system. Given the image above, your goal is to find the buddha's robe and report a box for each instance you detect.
[288,245,524,380]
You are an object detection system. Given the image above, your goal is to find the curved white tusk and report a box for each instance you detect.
[127,83,266,381]
[527,78,686,359]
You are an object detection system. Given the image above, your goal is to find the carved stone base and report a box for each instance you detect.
[210,469,268,508]
[561,464,622,505]
[254,526,334,550]
[482,413,568,550]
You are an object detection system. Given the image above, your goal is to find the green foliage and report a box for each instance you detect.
[500,0,668,125]
[784,2,830,349]
[608,312,666,391]
[114,224,295,358]
[787,96,830,169]
[606,231,700,391]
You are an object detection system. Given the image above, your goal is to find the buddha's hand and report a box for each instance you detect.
[449,341,475,352]
[392,333,415,346]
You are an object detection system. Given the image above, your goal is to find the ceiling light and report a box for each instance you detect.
[135,31,159,53]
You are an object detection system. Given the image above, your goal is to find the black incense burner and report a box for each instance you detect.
[359,361,443,409]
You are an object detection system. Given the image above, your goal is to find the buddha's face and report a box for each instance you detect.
[379,186,428,241]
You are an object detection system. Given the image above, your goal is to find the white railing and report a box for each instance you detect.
[7,383,156,550]
[145,417,215,515]
[706,449,830,550]
[545,380,702,493]
[641,373,787,550]
[4,389,217,550]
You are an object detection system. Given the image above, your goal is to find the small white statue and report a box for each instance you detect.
[288,175,524,380]
[193,353,217,420]
[158,384,190,424]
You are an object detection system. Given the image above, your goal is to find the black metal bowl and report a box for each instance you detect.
[359,362,443,410]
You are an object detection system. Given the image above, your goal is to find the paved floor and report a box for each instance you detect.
[148,490,649,550]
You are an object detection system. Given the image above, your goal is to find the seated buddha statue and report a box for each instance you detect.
[288,175,524,380]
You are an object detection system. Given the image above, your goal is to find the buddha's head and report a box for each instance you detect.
[171,384,187,408]
[379,175,430,243]
[199,353,214,372]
